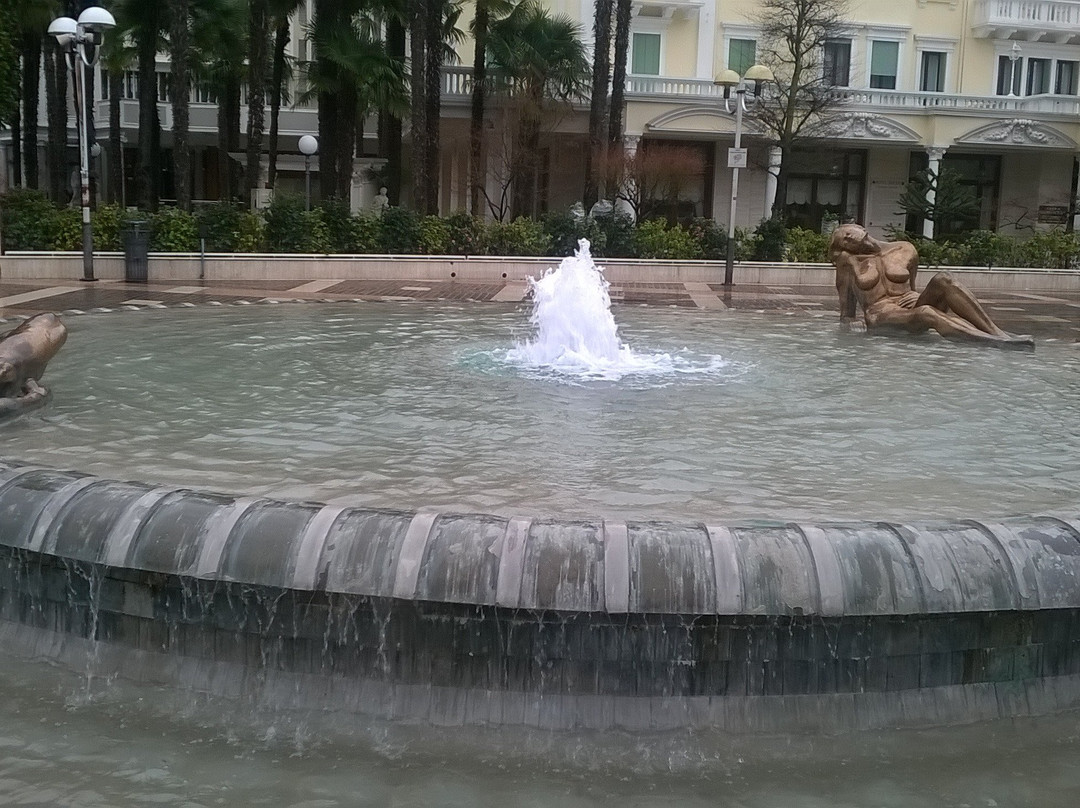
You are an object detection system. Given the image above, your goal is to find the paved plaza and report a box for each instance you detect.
[0,274,1077,341]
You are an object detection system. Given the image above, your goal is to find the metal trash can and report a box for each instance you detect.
[122,222,150,282]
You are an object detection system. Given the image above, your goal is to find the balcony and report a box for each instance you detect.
[972,0,1080,43]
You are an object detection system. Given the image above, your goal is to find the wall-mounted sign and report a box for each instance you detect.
[1037,205,1069,224]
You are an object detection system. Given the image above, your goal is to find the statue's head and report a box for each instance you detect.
[828,223,879,263]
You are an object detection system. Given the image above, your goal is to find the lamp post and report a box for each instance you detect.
[298,135,318,211]
[1007,42,1022,98]
[714,64,774,288]
[48,8,116,283]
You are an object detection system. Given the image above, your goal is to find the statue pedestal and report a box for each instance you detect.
[350,158,389,214]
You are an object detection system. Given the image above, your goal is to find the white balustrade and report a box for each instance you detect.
[973,0,1080,32]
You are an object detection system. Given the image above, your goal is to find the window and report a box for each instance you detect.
[824,40,851,87]
[192,81,215,104]
[631,32,661,75]
[122,71,138,100]
[728,38,756,76]
[783,149,865,232]
[996,54,1022,95]
[1057,60,1078,94]
[920,51,946,92]
[869,41,899,89]
[1027,57,1051,94]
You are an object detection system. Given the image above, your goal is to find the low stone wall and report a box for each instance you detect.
[1,461,1078,731]
[2,252,1079,292]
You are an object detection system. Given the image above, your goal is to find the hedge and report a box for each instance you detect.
[2,189,1077,268]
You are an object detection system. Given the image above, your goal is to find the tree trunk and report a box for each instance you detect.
[383,18,406,206]
[468,1,488,216]
[136,14,159,211]
[170,0,192,210]
[44,44,67,206]
[423,0,441,214]
[20,35,40,190]
[267,19,289,190]
[584,0,612,210]
[108,70,123,205]
[245,0,269,201]
[409,0,426,211]
[334,90,355,201]
[225,78,241,202]
[607,0,631,147]
[11,100,20,186]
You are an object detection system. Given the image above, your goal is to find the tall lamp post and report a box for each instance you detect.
[298,135,318,211]
[48,8,116,283]
[714,64,774,287]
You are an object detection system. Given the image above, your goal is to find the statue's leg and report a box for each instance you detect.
[910,305,1034,348]
[916,273,1008,336]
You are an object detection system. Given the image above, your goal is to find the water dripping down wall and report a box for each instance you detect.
[1,462,1080,732]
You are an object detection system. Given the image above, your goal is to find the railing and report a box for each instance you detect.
[830,88,1080,115]
[973,0,1080,32]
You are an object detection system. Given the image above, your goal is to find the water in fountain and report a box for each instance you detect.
[504,239,732,382]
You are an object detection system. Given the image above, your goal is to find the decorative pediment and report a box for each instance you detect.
[644,106,767,136]
[955,119,1076,148]
[820,113,921,143]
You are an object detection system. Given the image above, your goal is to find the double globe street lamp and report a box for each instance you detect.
[714,64,774,288]
[48,7,116,283]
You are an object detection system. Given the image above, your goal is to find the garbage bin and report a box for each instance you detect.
[122,222,150,282]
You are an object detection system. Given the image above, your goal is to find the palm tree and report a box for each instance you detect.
[488,0,589,218]
[191,0,248,203]
[245,0,270,200]
[583,0,612,210]
[266,0,301,190]
[15,0,57,190]
[112,0,166,210]
[169,0,192,210]
[467,0,513,215]
[607,0,630,145]
[420,0,462,213]
[308,0,408,201]
[43,30,66,204]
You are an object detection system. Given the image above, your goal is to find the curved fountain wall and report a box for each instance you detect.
[1,460,1079,732]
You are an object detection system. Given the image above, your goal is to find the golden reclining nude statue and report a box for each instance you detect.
[828,224,1034,349]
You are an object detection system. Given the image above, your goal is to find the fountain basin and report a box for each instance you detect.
[1,298,1078,733]
[2,460,1079,732]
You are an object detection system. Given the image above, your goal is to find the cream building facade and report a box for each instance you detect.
[440,0,1080,237]
[10,0,1080,239]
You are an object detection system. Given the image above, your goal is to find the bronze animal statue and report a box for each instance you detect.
[0,313,68,414]
[828,224,1034,349]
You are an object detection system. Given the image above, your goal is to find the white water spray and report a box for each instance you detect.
[504,239,733,382]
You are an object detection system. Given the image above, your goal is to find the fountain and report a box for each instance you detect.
[0,240,1078,751]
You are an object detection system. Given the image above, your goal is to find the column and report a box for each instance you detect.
[764,146,782,217]
[924,146,946,239]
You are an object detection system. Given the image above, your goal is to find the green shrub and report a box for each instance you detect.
[752,216,787,261]
[319,199,358,253]
[1015,229,1080,269]
[633,219,702,259]
[484,217,552,256]
[49,208,82,250]
[352,214,382,253]
[443,212,486,255]
[92,203,138,251]
[784,227,829,263]
[541,211,603,256]
[593,212,636,258]
[235,212,265,252]
[150,207,198,251]
[958,230,1017,268]
[379,206,421,253]
[733,226,759,262]
[264,194,329,252]
[194,202,245,251]
[685,217,727,261]
[418,215,451,254]
[0,188,56,250]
